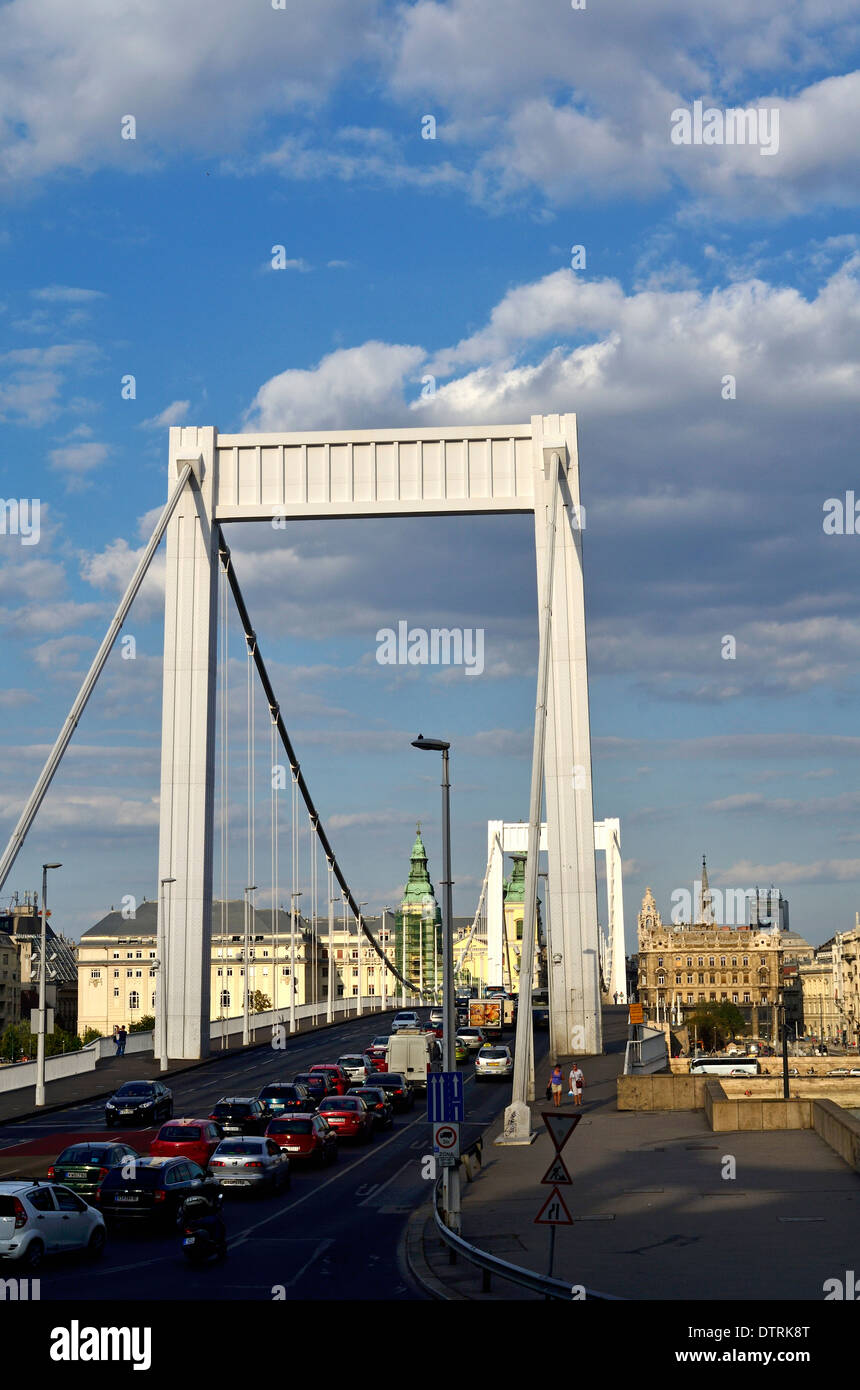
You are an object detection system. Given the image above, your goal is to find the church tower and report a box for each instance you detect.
[394,826,442,996]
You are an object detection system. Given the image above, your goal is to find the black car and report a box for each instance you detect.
[348,1085,394,1130]
[48,1142,140,1199]
[293,1072,332,1106]
[105,1081,173,1128]
[208,1098,268,1136]
[98,1156,219,1223]
[369,1072,414,1112]
[258,1082,316,1116]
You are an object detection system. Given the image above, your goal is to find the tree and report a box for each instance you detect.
[46,1028,81,1056]
[251,990,272,1014]
[0,1022,32,1062]
[80,1027,103,1046]
[687,1001,748,1051]
[130,1014,155,1033]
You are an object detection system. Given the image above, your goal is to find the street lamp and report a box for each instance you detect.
[411,735,459,1234]
[243,885,257,1046]
[35,862,61,1107]
[357,902,368,1016]
[290,891,302,1033]
[157,876,175,1072]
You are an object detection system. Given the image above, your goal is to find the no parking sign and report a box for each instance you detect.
[432,1122,460,1157]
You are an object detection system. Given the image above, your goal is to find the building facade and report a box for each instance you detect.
[0,932,21,1032]
[394,828,442,996]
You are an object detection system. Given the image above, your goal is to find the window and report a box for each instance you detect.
[743,992,750,1003]
[709,974,715,984]
[687,993,693,1003]
[135,952,142,959]
[227,968,233,977]
[675,974,681,985]
[698,993,704,1002]
[686,974,693,984]
[151,994,156,1008]
[220,990,230,1008]
[709,957,715,967]
[90,969,101,979]
[732,993,738,1003]
[686,957,692,967]
[720,957,726,967]
[743,957,748,967]
[135,970,142,978]
[697,957,703,966]
[657,956,663,967]
[113,987,119,998]
[129,991,140,1009]
[112,952,119,960]
[126,970,133,978]
[352,986,359,996]
[698,973,704,984]
[113,970,119,979]
[731,957,737,967]
[217,968,222,977]
[710,992,716,1000]
[28,1188,56,1212]
[149,951,155,959]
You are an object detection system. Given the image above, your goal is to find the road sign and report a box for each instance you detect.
[433,1122,461,1157]
[541,1111,582,1152]
[541,1154,572,1186]
[427,1071,465,1123]
[629,1003,644,1024]
[534,1186,573,1226]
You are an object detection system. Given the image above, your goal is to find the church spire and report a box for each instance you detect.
[700,855,715,925]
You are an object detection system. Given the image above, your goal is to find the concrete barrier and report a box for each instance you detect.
[617,1073,706,1111]
[813,1099,860,1173]
[0,1045,97,1094]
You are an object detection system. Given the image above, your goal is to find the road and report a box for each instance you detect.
[0,1009,542,1301]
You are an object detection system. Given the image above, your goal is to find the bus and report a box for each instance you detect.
[689,1055,759,1076]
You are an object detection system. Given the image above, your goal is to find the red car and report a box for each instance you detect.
[365,1042,389,1071]
[150,1118,224,1168]
[265,1113,338,1166]
[317,1095,374,1141]
[310,1064,349,1096]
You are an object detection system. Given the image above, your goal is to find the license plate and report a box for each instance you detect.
[222,1179,249,1187]
[65,1169,88,1178]
[182,1236,195,1246]
[328,1117,344,1124]
[285,1146,302,1152]
[115,1195,138,1203]
[224,1125,240,1132]
[121,1109,135,1115]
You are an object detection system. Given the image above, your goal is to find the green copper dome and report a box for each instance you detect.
[401,826,441,913]
[504,852,527,904]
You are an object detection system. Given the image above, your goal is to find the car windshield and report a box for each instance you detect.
[216,1141,263,1155]
[260,1086,297,1099]
[269,1119,312,1135]
[57,1146,111,1164]
[115,1084,153,1097]
[212,1103,251,1117]
[339,1057,363,1065]
[482,1049,510,1059]
[355,1090,382,1102]
[293,1075,317,1085]
[372,1038,389,1046]
[158,1126,201,1141]
[321,1097,359,1110]
[104,1167,163,1190]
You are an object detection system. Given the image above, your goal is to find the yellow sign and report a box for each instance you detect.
[628,1004,644,1025]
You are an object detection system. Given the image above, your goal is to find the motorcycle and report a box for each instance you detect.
[179,1193,228,1264]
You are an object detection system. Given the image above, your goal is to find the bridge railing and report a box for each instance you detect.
[431,1176,621,1301]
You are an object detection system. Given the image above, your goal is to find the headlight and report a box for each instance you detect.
[106,1102,117,1109]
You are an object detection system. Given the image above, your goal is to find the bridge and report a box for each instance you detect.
[0,412,614,1087]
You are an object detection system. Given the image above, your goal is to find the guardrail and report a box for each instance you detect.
[431,1175,621,1301]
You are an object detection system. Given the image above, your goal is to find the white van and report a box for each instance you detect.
[386,1030,442,1092]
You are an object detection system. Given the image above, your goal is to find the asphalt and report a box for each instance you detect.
[406,1006,860,1301]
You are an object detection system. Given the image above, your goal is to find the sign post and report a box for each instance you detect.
[534,1111,580,1284]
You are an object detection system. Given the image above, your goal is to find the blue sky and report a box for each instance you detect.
[1,0,859,951]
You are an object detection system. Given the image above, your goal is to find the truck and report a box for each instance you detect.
[468,999,502,1035]
[385,1030,442,1093]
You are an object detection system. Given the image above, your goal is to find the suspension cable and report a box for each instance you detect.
[217,531,424,998]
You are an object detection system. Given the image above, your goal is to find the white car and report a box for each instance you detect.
[475,1044,514,1080]
[391,1011,420,1032]
[209,1137,291,1193]
[0,1180,106,1270]
[455,1027,486,1052]
[337,1053,374,1083]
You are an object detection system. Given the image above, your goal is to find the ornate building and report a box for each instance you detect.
[394,827,442,996]
[636,862,787,1041]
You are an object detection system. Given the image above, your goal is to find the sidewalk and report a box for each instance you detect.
[406,1008,860,1301]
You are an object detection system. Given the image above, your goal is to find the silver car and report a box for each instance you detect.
[337,1053,374,1083]
[209,1137,291,1194]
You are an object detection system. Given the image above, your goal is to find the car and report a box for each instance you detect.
[425,1020,444,1039]
[429,1007,443,1024]
[455,1027,486,1052]
[97,1156,219,1223]
[365,1042,389,1071]
[293,1072,334,1105]
[104,1080,173,1127]
[266,1113,339,1166]
[309,1064,350,1096]
[828,1068,850,1076]
[391,1011,421,1032]
[47,1142,139,1200]
[0,1180,106,1270]
[337,1054,375,1084]
[369,1072,415,1111]
[348,1085,394,1130]
[258,1082,316,1116]
[317,1095,374,1141]
[475,1044,514,1080]
[209,1137,291,1194]
[209,1098,269,1135]
[454,1038,469,1064]
[150,1120,224,1168]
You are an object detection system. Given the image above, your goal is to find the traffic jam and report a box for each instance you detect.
[0,991,519,1272]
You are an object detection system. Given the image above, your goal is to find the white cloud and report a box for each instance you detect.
[31,286,105,303]
[48,441,109,487]
[0,342,99,426]
[141,400,191,430]
[244,341,426,431]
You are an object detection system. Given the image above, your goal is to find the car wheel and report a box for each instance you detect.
[86,1226,106,1261]
[23,1239,45,1272]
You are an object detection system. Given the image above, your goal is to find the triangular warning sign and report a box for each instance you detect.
[534,1186,574,1226]
[541,1111,582,1152]
[541,1154,572,1186]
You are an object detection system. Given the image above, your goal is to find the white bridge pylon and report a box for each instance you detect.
[486,819,625,1005]
[159,415,600,1059]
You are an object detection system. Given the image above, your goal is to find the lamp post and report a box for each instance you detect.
[290,891,302,1033]
[411,735,459,1234]
[357,901,368,1016]
[381,906,391,1011]
[157,876,175,1071]
[243,885,257,1046]
[35,862,61,1107]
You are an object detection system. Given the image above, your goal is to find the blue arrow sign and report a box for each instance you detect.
[427,1071,464,1123]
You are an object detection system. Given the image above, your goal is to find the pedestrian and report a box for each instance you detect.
[569,1061,585,1107]
[118,1026,127,1056]
[549,1062,564,1108]
[113,1026,121,1056]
